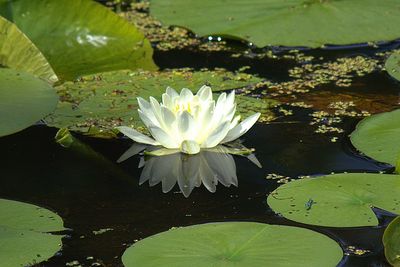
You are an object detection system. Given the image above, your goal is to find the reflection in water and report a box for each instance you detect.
[118,144,261,197]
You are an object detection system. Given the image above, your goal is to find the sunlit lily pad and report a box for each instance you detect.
[0,0,156,80]
[384,216,400,266]
[0,68,58,137]
[350,109,400,166]
[122,222,343,267]
[0,16,57,83]
[386,52,400,82]
[45,69,277,138]
[0,198,65,266]
[150,0,400,47]
[267,173,400,227]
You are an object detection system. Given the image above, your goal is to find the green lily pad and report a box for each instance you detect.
[150,0,400,48]
[0,68,58,137]
[45,69,277,138]
[0,0,156,80]
[122,222,343,267]
[384,216,400,266]
[350,109,400,166]
[0,198,65,266]
[267,173,400,227]
[0,16,57,83]
[386,52,400,82]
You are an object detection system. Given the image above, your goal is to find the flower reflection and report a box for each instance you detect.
[118,144,261,197]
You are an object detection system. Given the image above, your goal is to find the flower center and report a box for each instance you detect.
[174,102,195,114]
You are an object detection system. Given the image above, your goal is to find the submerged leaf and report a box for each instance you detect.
[0,0,156,80]
[122,222,343,267]
[267,173,400,227]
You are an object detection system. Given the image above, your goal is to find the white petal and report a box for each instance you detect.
[180,88,193,102]
[229,115,241,130]
[161,106,176,131]
[137,97,158,126]
[149,126,178,148]
[138,109,157,128]
[222,112,260,143]
[202,121,231,148]
[197,85,212,102]
[116,126,159,145]
[137,97,151,112]
[162,93,173,109]
[225,90,235,107]
[149,97,162,118]
[166,86,179,98]
[178,111,196,140]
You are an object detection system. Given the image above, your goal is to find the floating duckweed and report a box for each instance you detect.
[265,173,293,184]
[266,56,379,99]
[278,107,293,116]
[345,246,371,256]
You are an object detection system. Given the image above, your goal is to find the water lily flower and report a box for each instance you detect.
[117,85,260,154]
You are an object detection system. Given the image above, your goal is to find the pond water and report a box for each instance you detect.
[1,41,400,266]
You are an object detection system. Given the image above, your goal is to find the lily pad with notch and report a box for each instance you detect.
[350,109,400,168]
[267,173,400,227]
[0,198,65,266]
[150,0,400,48]
[0,68,58,137]
[122,222,343,267]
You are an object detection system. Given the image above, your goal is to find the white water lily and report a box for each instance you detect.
[117,85,260,154]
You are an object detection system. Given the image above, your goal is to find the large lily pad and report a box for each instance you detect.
[0,16,57,83]
[384,216,400,266]
[0,68,58,137]
[386,52,400,82]
[0,0,156,80]
[0,198,65,266]
[150,0,400,48]
[122,222,343,267]
[267,173,400,227]
[45,69,277,138]
[350,109,400,166]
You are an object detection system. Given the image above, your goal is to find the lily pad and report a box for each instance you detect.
[150,0,400,48]
[384,216,400,266]
[0,16,57,83]
[267,173,400,227]
[122,222,343,267]
[0,0,156,80]
[386,52,400,82]
[0,198,65,266]
[0,68,58,137]
[350,109,400,166]
[45,69,277,138]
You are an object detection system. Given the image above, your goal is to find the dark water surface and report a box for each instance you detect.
[1,45,400,266]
